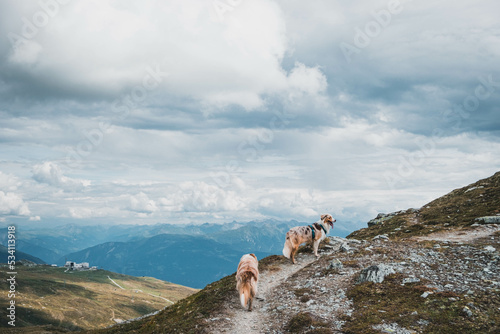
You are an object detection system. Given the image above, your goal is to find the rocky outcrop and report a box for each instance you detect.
[367,212,396,227]
[357,264,395,284]
[367,209,419,227]
[475,216,500,224]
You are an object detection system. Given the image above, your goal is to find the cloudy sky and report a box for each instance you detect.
[1,0,499,233]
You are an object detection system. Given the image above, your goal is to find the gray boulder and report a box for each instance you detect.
[474,216,500,224]
[339,243,352,252]
[367,213,395,227]
[357,264,395,284]
[372,234,389,241]
[328,259,343,271]
[328,236,347,245]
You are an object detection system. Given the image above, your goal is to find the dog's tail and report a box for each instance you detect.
[240,289,248,309]
[239,272,257,309]
[282,234,292,259]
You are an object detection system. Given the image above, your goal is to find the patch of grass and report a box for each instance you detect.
[285,312,332,334]
[0,302,81,331]
[91,273,236,334]
[320,267,340,277]
[294,288,313,303]
[342,260,359,268]
[19,277,97,298]
[418,240,441,249]
[259,255,288,272]
[0,324,70,334]
[344,273,500,334]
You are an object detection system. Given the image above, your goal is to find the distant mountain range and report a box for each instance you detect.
[60,234,271,289]
[1,219,348,288]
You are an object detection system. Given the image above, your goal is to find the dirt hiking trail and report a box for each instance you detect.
[220,253,317,333]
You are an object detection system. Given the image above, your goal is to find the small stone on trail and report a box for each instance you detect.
[484,246,496,252]
[421,292,431,298]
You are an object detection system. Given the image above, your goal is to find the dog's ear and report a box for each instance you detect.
[321,214,327,221]
[249,253,257,259]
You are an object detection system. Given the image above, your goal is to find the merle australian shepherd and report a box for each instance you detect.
[282,214,335,264]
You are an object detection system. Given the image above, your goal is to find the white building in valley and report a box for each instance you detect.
[64,261,92,270]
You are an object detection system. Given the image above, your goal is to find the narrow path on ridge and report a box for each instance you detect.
[224,253,317,334]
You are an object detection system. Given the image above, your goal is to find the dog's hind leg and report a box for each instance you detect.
[313,239,321,258]
[282,236,292,259]
[290,246,298,264]
[248,297,253,311]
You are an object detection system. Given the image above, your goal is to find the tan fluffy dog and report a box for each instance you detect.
[282,214,336,264]
[236,253,259,311]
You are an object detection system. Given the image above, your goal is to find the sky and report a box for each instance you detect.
[0,0,499,233]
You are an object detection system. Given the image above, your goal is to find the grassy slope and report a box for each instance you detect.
[344,272,500,334]
[348,171,500,240]
[93,239,500,334]
[0,265,197,332]
[90,255,288,334]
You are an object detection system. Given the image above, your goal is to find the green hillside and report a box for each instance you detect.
[348,171,500,240]
[0,264,197,332]
[89,255,287,334]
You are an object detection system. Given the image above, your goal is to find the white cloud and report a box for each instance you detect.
[169,181,246,212]
[8,39,42,65]
[68,207,97,219]
[32,162,90,190]
[0,190,31,216]
[287,62,327,96]
[258,189,319,219]
[128,192,158,214]
[0,171,20,191]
